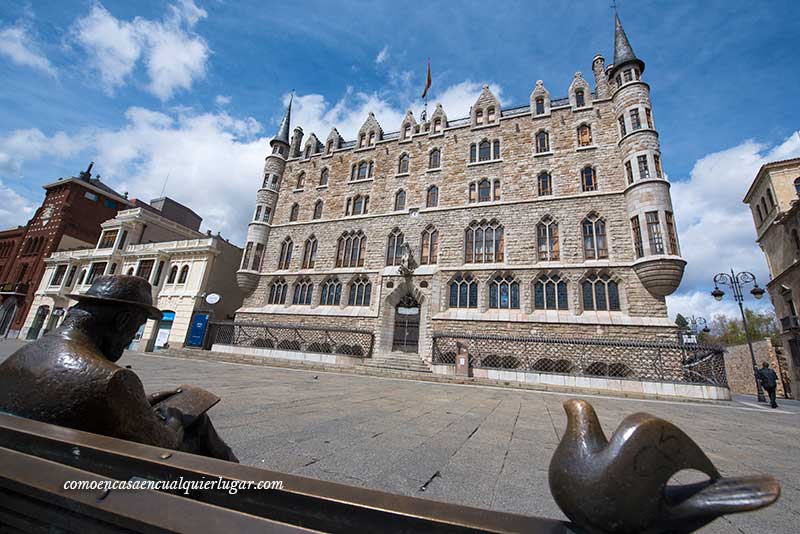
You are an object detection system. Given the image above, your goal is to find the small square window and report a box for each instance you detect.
[85,192,98,202]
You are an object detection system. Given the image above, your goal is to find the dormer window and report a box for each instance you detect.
[475,109,484,125]
[623,69,633,83]
[368,131,375,146]
[359,134,366,148]
[575,90,585,108]
[404,125,411,139]
[304,146,311,159]
[535,97,545,115]
[433,118,442,133]
[326,141,333,154]
[487,107,496,122]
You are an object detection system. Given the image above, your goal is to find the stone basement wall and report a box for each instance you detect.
[724,339,786,397]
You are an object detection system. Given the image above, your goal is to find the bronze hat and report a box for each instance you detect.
[67,275,162,320]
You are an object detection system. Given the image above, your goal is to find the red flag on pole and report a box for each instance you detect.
[421,59,431,99]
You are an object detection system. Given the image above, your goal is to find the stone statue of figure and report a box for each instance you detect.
[399,241,415,276]
[0,275,238,462]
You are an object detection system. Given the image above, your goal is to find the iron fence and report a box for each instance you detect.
[432,333,727,386]
[206,322,374,358]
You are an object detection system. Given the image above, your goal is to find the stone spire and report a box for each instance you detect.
[271,93,292,147]
[611,13,645,76]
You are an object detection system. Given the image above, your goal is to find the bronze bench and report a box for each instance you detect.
[0,412,571,533]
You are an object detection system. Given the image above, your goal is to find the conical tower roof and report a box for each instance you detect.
[271,94,292,147]
[610,13,645,77]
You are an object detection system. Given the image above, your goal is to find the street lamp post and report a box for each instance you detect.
[711,270,767,402]
[686,315,710,336]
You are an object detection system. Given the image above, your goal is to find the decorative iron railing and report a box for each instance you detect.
[432,333,728,387]
[207,322,374,358]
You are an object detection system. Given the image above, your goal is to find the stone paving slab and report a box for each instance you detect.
[1,342,798,533]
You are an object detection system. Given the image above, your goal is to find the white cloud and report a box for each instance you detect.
[375,45,388,64]
[71,1,209,100]
[0,22,56,77]
[0,128,88,173]
[666,130,800,320]
[428,81,505,120]
[214,94,231,106]
[0,180,35,229]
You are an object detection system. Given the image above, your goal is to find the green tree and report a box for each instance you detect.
[704,309,780,346]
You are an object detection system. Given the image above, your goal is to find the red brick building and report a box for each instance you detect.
[0,164,132,338]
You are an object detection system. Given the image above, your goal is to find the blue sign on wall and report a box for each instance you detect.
[186,312,210,347]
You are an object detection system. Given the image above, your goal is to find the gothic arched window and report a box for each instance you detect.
[465,219,504,263]
[398,153,409,174]
[537,216,559,261]
[536,130,549,153]
[420,225,438,265]
[348,275,371,306]
[582,214,608,260]
[582,274,620,311]
[302,236,317,269]
[167,265,178,283]
[319,168,329,187]
[292,277,314,305]
[268,278,287,305]
[296,172,305,189]
[386,228,404,266]
[478,140,491,162]
[489,274,520,309]
[469,143,477,163]
[313,200,323,220]
[426,185,439,208]
[320,278,342,306]
[533,275,568,310]
[394,190,406,211]
[449,274,477,308]
[289,203,299,222]
[278,237,293,270]
[336,230,366,268]
[429,148,441,169]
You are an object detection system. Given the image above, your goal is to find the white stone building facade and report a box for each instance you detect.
[22,202,243,350]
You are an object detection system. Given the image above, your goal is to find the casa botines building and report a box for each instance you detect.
[224,15,717,397]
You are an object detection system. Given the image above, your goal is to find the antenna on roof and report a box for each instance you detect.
[160,172,170,198]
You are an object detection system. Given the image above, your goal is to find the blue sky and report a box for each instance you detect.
[0,0,799,321]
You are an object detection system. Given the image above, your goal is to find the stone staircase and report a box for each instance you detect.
[358,351,432,373]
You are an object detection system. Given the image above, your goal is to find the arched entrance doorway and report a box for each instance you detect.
[392,295,420,353]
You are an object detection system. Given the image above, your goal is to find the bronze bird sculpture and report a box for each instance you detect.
[548,399,780,533]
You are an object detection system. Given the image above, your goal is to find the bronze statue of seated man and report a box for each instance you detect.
[0,275,238,462]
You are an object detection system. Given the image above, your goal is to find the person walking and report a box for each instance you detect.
[756,361,779,409]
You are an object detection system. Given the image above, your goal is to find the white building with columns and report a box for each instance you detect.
[21,198,243,350]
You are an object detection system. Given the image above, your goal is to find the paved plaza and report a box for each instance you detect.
[1,340,798,532]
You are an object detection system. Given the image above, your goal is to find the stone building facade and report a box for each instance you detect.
[744,156,800,396]
[234,15,686,364]
[22,199,243,350]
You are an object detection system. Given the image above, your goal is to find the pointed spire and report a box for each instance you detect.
[271,92,292,147]
[610,13,645,77]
